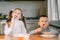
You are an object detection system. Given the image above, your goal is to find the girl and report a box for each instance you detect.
[4,8,27,36]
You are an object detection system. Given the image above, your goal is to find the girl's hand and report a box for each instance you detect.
[11,20,15,28]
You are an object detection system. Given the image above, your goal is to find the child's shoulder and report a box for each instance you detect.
[48,26,58,31]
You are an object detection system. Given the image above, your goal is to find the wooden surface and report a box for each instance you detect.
[0,35,4,40]
[29,34,58,40]
[0,34,58,40]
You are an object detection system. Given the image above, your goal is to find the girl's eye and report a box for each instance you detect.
[18,13,20,14]
[14,11,16,13]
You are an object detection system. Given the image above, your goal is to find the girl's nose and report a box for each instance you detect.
[14,15,18,19]
[15,15,17,17]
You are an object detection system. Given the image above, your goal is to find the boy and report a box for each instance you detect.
[29,15,58,35]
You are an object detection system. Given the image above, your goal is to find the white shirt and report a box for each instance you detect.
[4,18,27,35]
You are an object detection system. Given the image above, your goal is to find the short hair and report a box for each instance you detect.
[39,15,48,19]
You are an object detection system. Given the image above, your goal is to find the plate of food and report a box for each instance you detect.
[13,34,30,37]
[40,34,56,37]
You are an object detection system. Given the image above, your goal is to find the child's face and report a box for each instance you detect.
[12,9,22,20]
[38,17,49,28]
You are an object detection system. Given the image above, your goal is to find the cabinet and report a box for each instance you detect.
[0,20,6,34]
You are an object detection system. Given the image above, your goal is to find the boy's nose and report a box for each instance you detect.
[43,23,45,26]
[43,22,46,25]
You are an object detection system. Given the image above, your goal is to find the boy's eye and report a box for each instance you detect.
[45,21,47,22]
[41,20,44,22]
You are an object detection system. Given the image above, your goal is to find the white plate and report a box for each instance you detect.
[13,34,30,37]
[40,35,56,37]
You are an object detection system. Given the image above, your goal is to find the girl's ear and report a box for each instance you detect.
[11,14,13,18]
[11,13,14,18]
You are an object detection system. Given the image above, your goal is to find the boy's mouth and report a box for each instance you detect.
[43,24,47,28]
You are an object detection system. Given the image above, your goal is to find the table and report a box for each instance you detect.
[0,35,4,40]
[29,34,58,40]
[0,34,58,40]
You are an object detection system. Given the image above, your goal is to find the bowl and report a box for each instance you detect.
[40,34,56,37]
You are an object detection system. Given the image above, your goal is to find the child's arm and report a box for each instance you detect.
[28,28,42,34]
[4,23,13,35]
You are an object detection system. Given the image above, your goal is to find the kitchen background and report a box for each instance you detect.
[0,1,47,34]
[0,0,60,37]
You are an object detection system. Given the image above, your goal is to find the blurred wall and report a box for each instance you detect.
[0,1,46,17]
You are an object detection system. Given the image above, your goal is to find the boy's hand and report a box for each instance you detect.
[35,28,42,33]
